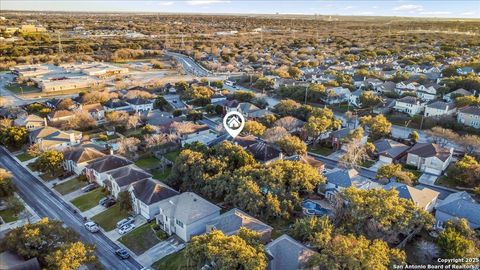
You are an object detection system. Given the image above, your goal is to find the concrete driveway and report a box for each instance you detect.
[370,160,388,172]
[418,173,438,185]
[137,237,185,267]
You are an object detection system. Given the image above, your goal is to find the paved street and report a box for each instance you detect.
[0,147,143,270]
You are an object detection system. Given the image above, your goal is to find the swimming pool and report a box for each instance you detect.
[301,199,331,216]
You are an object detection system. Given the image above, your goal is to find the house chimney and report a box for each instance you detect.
[44,117,48,127]
[109,147,114,155]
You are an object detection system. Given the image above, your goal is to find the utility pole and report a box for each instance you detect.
[304,85,308,104]
[57,31,63,56]
[260,25,263,43]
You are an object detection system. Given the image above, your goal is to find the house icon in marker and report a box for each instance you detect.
[227,115,242,129]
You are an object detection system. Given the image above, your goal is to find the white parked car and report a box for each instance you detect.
[84,221,99,233]
[118,223,136,235]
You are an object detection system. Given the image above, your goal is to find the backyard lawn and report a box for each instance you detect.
[152,249,187,270]
[308,144,335,156]
[91,204,129,231]
[164,150,180,162]
[71,189,104,212]
[152,167,171,180]
[118,223,161,255]
[54,177,87,195]
[16,152,34,162]
[360,159,375,168]
[0,207,19,223]
[435,176,458,189]
[135,156,160,170]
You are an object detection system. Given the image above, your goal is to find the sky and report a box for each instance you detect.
[2,1,480,18]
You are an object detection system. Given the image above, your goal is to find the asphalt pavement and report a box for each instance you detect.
[0,147,143,270]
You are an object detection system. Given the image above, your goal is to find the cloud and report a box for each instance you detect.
[158,1,174,6]
[186,0,231,5]
[393,4,423,12]
[461,11,475,15]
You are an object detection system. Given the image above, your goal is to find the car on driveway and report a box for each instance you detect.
[115,248,130,259]
[84,221,100,233]
[99,196,116,208]
[118,223,136,235]
[81,183,98,193]
[116,217,135,229]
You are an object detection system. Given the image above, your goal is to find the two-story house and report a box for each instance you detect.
[156,192,221,242]
[405,143,453,176]
[129,178,179,220]
[435,192,480,229]
[424,101,456,117]
[62,146,106,174]
[126,98,154,112]
[84,155,133,186]
[394,96,424,116]
[106,166,152,198]
[457,106,480,129]
[78,103,105,121]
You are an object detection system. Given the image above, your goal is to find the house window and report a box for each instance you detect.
[175,219,184,228]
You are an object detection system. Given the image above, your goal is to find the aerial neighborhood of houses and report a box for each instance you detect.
[0,11,480,270]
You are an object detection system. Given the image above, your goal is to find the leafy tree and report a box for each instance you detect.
[274,99,301,117]
[359,91,382,108]
[182,86,214,100]
[360,115,392,140]
[243,120,266,136]
[376,164,416,185]
[210,80,223,88]
[288,66,304,80]
[231,91,255,102]
[117,191,132,211]
[1,218,83,266]
[290,216,333,248]
[33,150,64,175]
[174,81,189,93]
[0,126,28,148]
[0,168,15,197]
[45,241,95,270]
[454,95,480,108]
[254,76,274,91]
[277,135,307,156]
[448,155,480,187]
[305,108,341,142]
[307,234,406,270]
[185,229,267,270]
[337,188,433,244]
[410,130,420,143]
[437,226,478,259]
[259,114,277,127]
[6,196,24,218]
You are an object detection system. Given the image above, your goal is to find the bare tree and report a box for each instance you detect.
[263,126,289,142]
[274,116,303,132]
[106,111,129,126]
[144,133,177,150]
[416,241,440,264]
[117,137,141,159]
[125,90,154,99]
[425,127,456,147]
[340,139,369,169]
[127,114,141,130]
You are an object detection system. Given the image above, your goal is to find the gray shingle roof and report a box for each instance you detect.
[131,179,178,205]
[205,208,272,236]
[158,192,220,225]
[436,192,480,226]
[325,169,358,188]
[373,139,410,159]
[107,166,151,187]
[458,106,480,116]
[265,234,316,270]
[426,101,455,110]
[86,155,133,173]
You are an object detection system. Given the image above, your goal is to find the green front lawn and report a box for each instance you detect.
[164,150,180,162]
[0,207,19,223]
[135,156,160,170]
[5,83,41,94]
[71,189,105,212]
[308,144,335,156]
[91,204,129,231]
[152,167,171,180]
[152,249,187,270]
[118,223,161,255]
[435,176,458,189]
[54,177,88,195]
[16,152,34,162]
